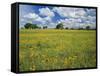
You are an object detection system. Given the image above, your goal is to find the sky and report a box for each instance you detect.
[19,4,96,29]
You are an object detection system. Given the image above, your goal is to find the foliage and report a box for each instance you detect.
[86,26,90,30]
[65,27,68,29]
[19,29,96,71]
[56,23,64,29]
[43,26,47,29]
[78,27,84,30]
[24,23,39,29]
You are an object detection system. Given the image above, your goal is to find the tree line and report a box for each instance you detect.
[22,23,94,30]
[23,23,47,29]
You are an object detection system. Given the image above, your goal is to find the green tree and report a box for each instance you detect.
[65,27,68,29]
[56,23,64,29]
[86,26,90,30]
[31,24,39,29]
[43,26,47,29]
[24,23,32,29]
[24,23,38,29]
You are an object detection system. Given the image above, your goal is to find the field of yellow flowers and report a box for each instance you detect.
[19,29,96,71]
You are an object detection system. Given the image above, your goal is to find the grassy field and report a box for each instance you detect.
[19,29,96,71]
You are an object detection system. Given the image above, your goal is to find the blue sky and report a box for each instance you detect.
[19,4,96,29]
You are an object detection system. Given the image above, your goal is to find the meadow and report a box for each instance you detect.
[19,29,96,71]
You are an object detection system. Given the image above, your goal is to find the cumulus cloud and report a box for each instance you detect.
[39,7,55,17]
[57,17,96,29]
[85,8,96,16]
[53,7,86,18]
[38,7,55,24]
[43,16,52,22]
[19,5,96,29]
[22,12,54,27]
[24,13,39,19]
[23,12,45,24]
[57,18,79,29]
[53,7,96,29]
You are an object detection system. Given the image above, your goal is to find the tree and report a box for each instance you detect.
[24,23,32,29]
[86,26,90,30]
[38,27,41,29]
[65,27,68,29]
[56,23,64,29]
[70,28,74,30]
[43,26,47,29]
[31,24,39,29]
[78,27,83,30]
[24,23,39,29]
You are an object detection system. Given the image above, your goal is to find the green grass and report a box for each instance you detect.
[19,29,96,71]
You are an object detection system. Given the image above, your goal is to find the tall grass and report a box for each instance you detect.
[19,29,96,71]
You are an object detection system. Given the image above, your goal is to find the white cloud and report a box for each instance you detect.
[24,13,39,19]
[57,17,96,29]
[20,7,96,29]
[85,8,96,16]
[57,18,74,28]
[53,7,86,18]
[75,8,86,17]
[39,7,55,17]
[54,7,96,29]
[20,18,25,22]
[87,15,96,22]
[23,7,55,26]
[43,16,51,22]
[38,7,56,24]
[23,12,54,26]
[57,18,83,29]
[23,12,45,24]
